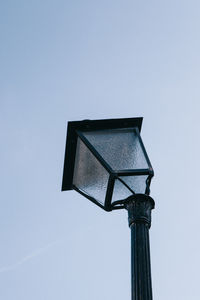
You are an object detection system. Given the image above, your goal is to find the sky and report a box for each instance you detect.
[1,0,200,299]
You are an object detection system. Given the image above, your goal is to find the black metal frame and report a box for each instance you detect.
[62,117,154,212]
[62,117,143,190]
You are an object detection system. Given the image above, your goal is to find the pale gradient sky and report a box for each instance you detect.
[1,1,200,299]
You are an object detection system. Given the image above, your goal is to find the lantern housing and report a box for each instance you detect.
[62,118,153,211]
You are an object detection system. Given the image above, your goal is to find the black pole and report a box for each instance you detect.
[125,194,155,300]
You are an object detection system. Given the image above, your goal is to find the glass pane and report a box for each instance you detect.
[119,175,148,194]
[82,128,149,170]
[112,175,148,202]
[112,179,132,202]
[73,138,109,206]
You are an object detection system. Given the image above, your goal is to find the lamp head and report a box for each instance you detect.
[62,117,154,211]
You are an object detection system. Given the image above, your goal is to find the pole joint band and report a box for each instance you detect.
[124,194,155,228]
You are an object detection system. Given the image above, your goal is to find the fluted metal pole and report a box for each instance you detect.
[125,194,155,300]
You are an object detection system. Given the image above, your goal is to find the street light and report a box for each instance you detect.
[62,117,155,300]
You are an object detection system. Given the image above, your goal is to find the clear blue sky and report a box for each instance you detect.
[1,1,200,299]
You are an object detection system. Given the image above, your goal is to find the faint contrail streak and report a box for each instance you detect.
[0,239,63,273]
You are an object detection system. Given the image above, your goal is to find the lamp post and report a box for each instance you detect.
[62,117,155,300]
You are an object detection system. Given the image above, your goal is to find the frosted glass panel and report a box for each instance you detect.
[112,176,148,202]
[73,138,109,205]
[119,176,148,194]
[112,179,132,202]
[82,128,148,170]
